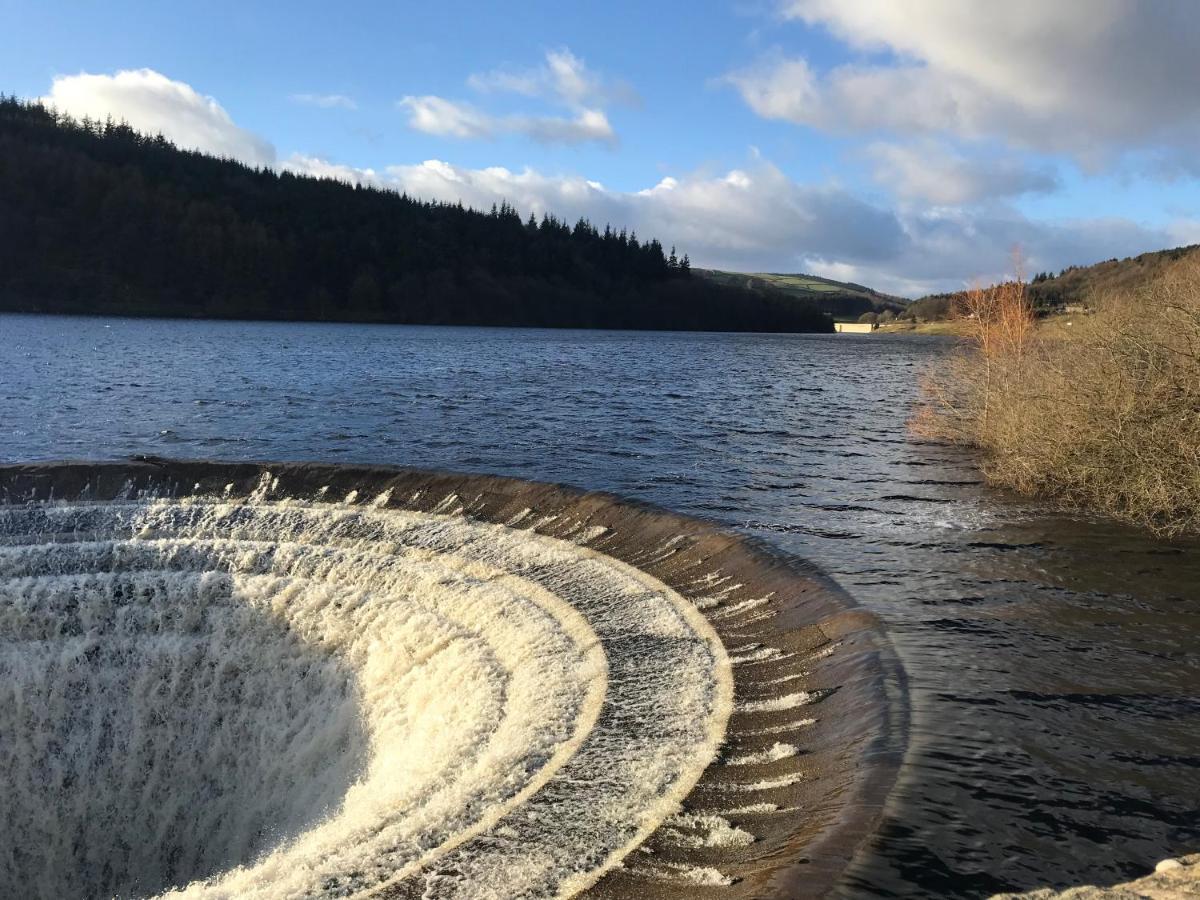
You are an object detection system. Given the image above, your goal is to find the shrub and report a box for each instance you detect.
[913,256,1200,535]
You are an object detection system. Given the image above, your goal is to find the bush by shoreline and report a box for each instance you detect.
[913,257,1200,536]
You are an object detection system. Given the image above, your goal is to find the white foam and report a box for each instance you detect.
[718,773,806,792]
[504,507,532,526]
[705,803,780,815]
[0,496,735,900]
[572,525,609,544]
[735,717,818,737]
[738,691,815,713]
[726,743,798,766]
[662,813,755,848]
[729,642,785,663]
[733,647,792,665]
[763,671,809,685]
[707,596,771,621]
[625,861,736,886]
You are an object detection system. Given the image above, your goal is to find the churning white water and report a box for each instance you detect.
[0,488,733,899]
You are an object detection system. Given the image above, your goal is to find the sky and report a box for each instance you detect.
[4,0,1200,296]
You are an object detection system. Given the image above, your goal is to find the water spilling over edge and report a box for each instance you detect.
[0,458,908,899]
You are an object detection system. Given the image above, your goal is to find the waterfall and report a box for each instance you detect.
[0,490,731,899]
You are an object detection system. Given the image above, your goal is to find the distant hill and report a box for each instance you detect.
[0,96,832,334]
[906,244,1200,322]
[696,269,906,321]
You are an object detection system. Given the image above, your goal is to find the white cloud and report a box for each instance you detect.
[518,108,615,145]
[865,140,1059,205]
[401,48,623,146]
[726,57,820,123]
[730,0,1200,169]
[465,69,542,98]
[467,47,637,108]
[398,95,615,146]
[291,93,357,110]
[284,155,384,186]
[43,69,275,167]
[286,152,1185,296]
[398,96,495,140]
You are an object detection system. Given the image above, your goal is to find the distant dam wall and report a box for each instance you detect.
[0,458,907,899]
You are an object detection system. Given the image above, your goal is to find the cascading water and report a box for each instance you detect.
[0,461,903,900]
[1,567,370,898]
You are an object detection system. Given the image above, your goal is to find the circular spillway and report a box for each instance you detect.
[0,460,905,900]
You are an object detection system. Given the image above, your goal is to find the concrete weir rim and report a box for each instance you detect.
[0,457,909,899]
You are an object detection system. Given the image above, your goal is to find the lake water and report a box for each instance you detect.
[2,313,1197,897]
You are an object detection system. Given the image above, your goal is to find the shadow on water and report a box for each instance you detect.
[1,315,1197,896]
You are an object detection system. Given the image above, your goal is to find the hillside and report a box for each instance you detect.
[905,243,1200,322]
[1028,244,1200,309]
[696,268,906,321]
[0,97,832,333]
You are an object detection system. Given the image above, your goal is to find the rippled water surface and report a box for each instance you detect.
[2,314,1198,897]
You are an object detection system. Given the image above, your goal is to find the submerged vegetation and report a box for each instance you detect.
[0,96,832,333]
[915,255,1200,535]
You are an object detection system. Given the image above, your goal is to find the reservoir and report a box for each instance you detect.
[1,313,1196,897]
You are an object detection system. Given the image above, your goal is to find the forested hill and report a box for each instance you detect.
[0,97,831,333]
[905,243,1200,322]
[1026,244,1200,309]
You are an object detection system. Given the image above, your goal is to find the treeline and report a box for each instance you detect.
[0,97,831,333]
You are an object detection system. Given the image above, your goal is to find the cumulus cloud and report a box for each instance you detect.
[397,96,495,140]
[285,152,1184,295]
[290,93,357,110]
[43,68,275,167]
[400,48,622,146]
[865,140,1059,205]
[730,0,1200,169]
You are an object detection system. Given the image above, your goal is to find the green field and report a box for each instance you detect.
[695,269,907,321]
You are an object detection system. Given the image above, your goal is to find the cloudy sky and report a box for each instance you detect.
[5,0,1199,295]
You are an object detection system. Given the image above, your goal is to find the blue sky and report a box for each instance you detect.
[4,0,1199,295]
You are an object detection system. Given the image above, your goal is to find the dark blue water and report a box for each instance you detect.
[2,313,1197,897]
